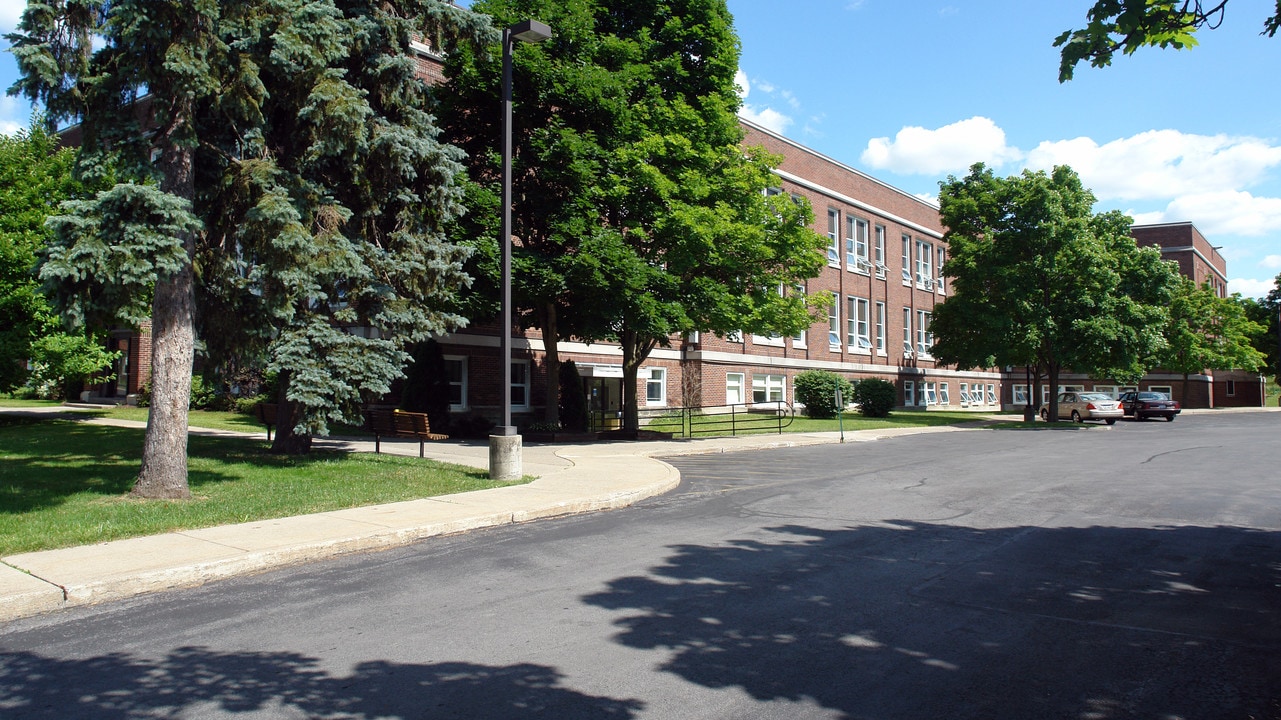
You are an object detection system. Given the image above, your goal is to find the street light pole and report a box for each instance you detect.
[490,19,552,482]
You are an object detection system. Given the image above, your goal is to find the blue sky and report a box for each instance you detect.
[3,0,1279,297]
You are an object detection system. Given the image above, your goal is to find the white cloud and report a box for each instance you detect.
[860,116,1023,175]
[0,0,24,31]
[1228,277,1277,299]
[734,69,749,100]
[736,70,796,135]
[1025,130,1281,203]
[0,96,29,136]
[1262,255,1281,269]
[740,106,793,135]
[1124,190,1281,237]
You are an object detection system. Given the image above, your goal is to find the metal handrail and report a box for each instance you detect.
[592,401,795,438]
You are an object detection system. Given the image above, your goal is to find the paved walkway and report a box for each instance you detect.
[0,404,1270,622]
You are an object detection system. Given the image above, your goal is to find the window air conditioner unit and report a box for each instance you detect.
[924,278,934,290]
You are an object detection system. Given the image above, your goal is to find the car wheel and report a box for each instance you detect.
[1071,410,1082,423]
[1106,418,1117,425]
[1039,409,1049,421]
[1166,414,1175,422]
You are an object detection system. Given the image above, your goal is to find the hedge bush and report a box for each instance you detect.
[793,370,855,419]
[851,377,897,417]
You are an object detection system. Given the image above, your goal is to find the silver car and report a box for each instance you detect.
[1039,391,1123,425]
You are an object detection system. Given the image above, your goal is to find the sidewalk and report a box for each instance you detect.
[2,405,1272,622]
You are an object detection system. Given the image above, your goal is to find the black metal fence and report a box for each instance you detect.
[591,401,795,438]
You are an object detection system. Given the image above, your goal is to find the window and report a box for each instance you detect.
[1148,385,1173,398]
[753,374,786,403]
[726,373,745,405]
[939,383,950,406]
[792,284,807,347]
[510,360,530,408]
[1012,384,1028,405]
[827,209,840,266]
[847,296,870,352]
[753,285,786,346]
[960,382,971,405]
[875,301,886,353]
[1094,385,1119,399]
[936,246,946,293]
[444,356,468,410]
[901,235,912,284]
[915,310,932,356]
[1226,380,1236,397]
[828,300,841,349]
[874,225,887,276]
[902,307,913,355]
[847,216,869,272]
[645,368,666,406]
[924,381,938,405]
[904,380,915,407]
[915,239,933,289]
[986,383,997,405]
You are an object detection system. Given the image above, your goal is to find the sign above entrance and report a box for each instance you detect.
[577,363,625,378]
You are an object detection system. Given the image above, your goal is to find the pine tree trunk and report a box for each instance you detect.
[541,302,560,426]
[271,369,313,455]
[131,131,195,499]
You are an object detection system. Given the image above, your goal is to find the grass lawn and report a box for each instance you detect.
[0,417,523,555]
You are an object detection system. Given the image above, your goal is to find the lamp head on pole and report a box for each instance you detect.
[509,19,552,44]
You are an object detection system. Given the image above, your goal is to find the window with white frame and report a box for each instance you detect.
[846,296,871,352]
[1041,385,1050,404]
[828,300,841,349]
[901,235,912,284]
[936,246,946,293]
[924,381,938,405]
[1226,380,1236,397]
[960,382,971,405]
[1148,385,1173,398]
[1094,385,1119,399]
[1013,384,1029,405]
[510,360,531,408]
[904,380,915,406]
[986,383,997,404]
[915,239,934,289]
[902,307,913,355]
[827,209,840,266]
[752,285,786,346]
[752,374,786,403]
[875,301,886,353]
[726,372,745,405]
[444,356,468,410]
[939,382,950,405]
[847,216,870,272]
[874,225,887,276]
[645,368,666,406]
[915,310,932,356]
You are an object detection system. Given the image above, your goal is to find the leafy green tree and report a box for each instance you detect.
[9,1,492,496]
[1242,274,1280,384]
[440,0,825,431]
[0,123,85,392]
[1159,277,1267,398]
[1057,0,1281,81]
[793,370,854,419]
[25,332,118,400]
[931,163,1178,421]
[401,340,452,434]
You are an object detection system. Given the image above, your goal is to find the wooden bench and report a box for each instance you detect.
[254,403,278,441]
[364,409,449,457]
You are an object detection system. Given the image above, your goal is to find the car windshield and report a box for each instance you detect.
[1080,393,1111,401]
[1137,392,1168,400]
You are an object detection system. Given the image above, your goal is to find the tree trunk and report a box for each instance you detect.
[1047,361,1061,422]
[619,330,656,432]
[540,302,560,427]
[271,369,313,455]
[131,128,196,499]
[1181,372,1191,406]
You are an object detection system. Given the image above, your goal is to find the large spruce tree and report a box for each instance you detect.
[9,1,492,495]
[440,0,825,430]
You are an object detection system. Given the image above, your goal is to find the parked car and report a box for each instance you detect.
[1117,391,1181,421]
[1039,391,1123,425]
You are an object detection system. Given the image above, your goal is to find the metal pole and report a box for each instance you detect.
[499,26,514,436]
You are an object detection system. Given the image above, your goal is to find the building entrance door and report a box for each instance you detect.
[586,377,623,430]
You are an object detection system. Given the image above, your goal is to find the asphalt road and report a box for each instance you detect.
[2,413,1279,719]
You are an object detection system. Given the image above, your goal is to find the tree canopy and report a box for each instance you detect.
[1159,276,1266,398]
[8,0,493,496]
[931,163,1179,420]
[1056,0,1281,81]
[439,0,825,430]
[1242,273,1281,382]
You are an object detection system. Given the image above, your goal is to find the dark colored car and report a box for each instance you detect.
[1117,391,1181,421]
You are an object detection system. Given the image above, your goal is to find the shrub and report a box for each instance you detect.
[450,412,495,439]
[25,333,119,400]
[852,377,897,417]
[792,370,854,419]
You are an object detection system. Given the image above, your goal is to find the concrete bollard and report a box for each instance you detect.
[488,433,523,481]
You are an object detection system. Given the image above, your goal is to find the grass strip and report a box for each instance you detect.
[0,417,523,555]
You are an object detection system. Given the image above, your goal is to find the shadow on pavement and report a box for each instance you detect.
[0,649,643,719]
[583,521,1281,719]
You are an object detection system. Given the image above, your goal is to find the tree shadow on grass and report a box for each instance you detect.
[583,521,1281,719]
[0,648,643,719]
